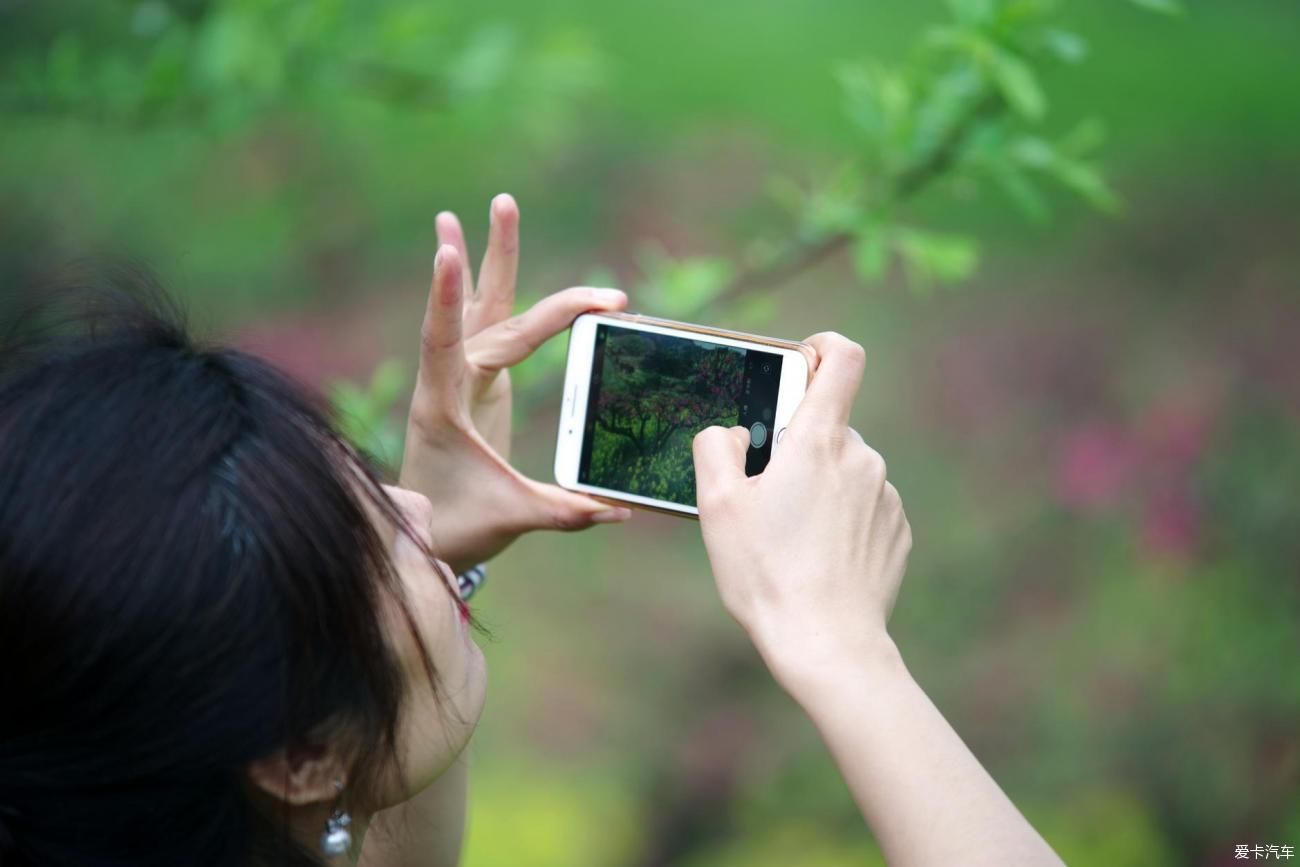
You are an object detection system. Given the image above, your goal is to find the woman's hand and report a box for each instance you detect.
[692,332,911,698]
[399,195,632,574]
[694,335,1064,867]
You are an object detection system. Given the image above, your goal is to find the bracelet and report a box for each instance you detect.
[456,563,487,600]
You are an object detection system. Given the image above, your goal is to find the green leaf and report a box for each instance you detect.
[1041,28,1089,64]
[944,0,995,26]
[47,33,85,104]
[765,174,807,217]
[838,62,911,162]
[992,0,1058,30]
[1126,0,1185,14]
[991,49,1047,120]
[911,64,983,162]
[990,159,1051,222]
[367,359,408,410]
[510,329,568,392]
[1010,135,1121,212]
[1009,135,1057,169]
[853,231,891,283]
[731,293,778,328]
[1050,155,1121,212]
[329,381,367,418]
[838,64,885,144]
[329,360,409,468]
[1059,117,1108,156]
[801,171,865,237]
[895,229,979,288]
[582,266,619,289]
[924,25,988,60]
[447,24,517,97]
[636,250,734,317]
[194,8,284,97]
[131,1,173,38]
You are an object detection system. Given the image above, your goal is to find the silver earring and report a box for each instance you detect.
[320,780,352,857]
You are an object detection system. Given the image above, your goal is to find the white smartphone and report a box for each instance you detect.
[554,312,811,517]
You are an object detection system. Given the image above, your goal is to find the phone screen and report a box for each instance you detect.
[577,323,784,508]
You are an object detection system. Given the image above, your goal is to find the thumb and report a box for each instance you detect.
[693,425,750,497]
[522,478,633,531]
[468,287,627,372]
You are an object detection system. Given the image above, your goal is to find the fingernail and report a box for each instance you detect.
[592,288,626,305]
[592,508,632,523]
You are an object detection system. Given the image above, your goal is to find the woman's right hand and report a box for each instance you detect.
[696,338,1067,866]
[692,332,912,701]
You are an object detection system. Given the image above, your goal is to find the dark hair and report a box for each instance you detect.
[0,263,450,865]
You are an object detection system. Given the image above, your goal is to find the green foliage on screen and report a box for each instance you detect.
[586,331,744,506]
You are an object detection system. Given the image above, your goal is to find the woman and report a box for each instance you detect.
[0,195,1062,866]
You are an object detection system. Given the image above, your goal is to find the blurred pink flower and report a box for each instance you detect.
[1141,489,1201,559]
[229,306,387,389]
[1056,424,1136,510]
[1132,398,1217,560]
[1138,397,1218,474]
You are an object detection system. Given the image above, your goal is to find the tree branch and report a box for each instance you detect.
[597,416,644,453]
[709,90,1002,311]
[518,90,1004,422]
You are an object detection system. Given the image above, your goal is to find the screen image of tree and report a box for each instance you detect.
[585,329,745,506]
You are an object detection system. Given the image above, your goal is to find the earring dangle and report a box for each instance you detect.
[320,779,353,857]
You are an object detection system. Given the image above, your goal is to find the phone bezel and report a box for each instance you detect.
[553,312,812,518]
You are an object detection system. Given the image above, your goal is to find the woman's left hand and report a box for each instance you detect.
[399,194,632,574]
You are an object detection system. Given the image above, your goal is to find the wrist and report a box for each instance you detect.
[763,628,908,710]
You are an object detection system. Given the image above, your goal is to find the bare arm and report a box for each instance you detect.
[785,637,1061,866]
[693,333,1061,866]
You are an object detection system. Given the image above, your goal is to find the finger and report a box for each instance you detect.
[435,211,475,300]
[416,245,466,404]
[469,193,520,336]
[789,332,865,429]
[522,477,633,531]
[693,425,750,497]
[467,286,628,371]
[797,341,820,376]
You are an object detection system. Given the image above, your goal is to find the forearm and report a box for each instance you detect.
[359,754,468,867]
[784,637,1062,867]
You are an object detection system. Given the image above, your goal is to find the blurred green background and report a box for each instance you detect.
[3,1,1298,865]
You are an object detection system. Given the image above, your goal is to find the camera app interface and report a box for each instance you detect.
[578,325,784,507]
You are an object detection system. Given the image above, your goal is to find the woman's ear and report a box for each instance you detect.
[246,742,348,806]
